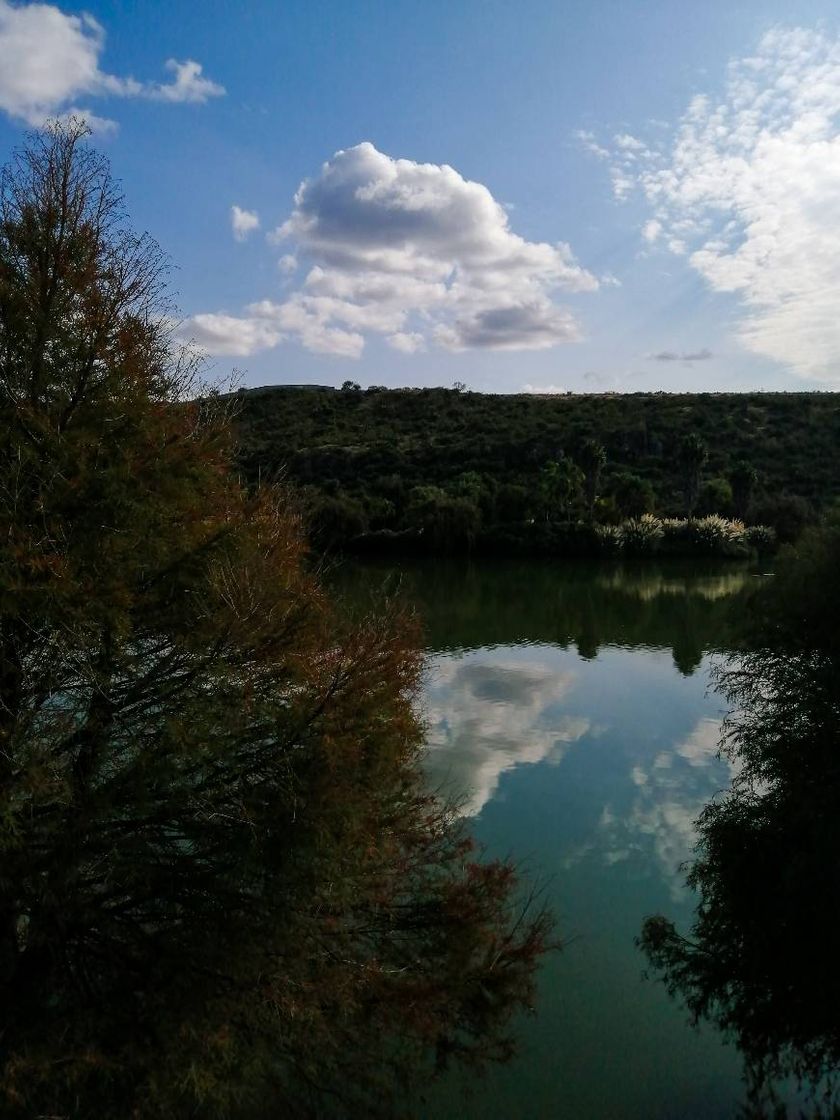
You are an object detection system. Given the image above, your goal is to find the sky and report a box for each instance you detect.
[1,0,840,394]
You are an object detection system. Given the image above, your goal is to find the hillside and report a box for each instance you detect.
[233,386,840,549]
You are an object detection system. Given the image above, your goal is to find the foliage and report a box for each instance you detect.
[743,523,776,553]
[0,122,553,1119]
[538,458,584,523]
[607,470,656,520]
[577,438,607,519]
[677,433,708,517]
[729,459,758,521]
[233,385,831,555]
[638,516,840,1112]
[619,514,664,555]
[750,492,814,544]
[697,476,733,517]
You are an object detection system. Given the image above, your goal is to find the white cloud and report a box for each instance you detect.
[278,254,298,274]
[188,141,597,358]
[614,132,646,153]
[522,383,567,394]
[642,218,662,243]
[146,59,224,104]
[184,311,283,357]
[231,205,260,242]
[574,129,610,160]
[603,26,840,382]
[0,1,223,127]
[387,331,425,353]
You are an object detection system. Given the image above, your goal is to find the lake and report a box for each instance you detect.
[338,557,771,1118]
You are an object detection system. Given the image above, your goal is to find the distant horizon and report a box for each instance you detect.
[232,381,840,398]
[2,1,839,393]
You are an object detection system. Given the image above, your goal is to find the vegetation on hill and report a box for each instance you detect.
[233,384,837,554]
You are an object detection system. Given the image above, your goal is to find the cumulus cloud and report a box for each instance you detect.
[649,348,713,362]
[0,1,223,127]
[387,331,425,353]
[596,26,840,382]
[185,311,283,357]
[187,141,597,358]
[231,205,260,242]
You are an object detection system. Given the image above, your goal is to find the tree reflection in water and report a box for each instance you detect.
[639,520,840,1117]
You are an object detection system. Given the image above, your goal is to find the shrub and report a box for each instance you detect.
[595,523,623,554]
[620,514,664,555]
[690,514,749,557]
[745,523,777,553]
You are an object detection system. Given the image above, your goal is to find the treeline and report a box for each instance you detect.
[233,384,840,553]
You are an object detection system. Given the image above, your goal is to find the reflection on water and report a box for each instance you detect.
[338,558,763,1118]
[424,651,589,816]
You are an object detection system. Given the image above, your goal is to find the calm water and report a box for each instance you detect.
[339,558,770,1119]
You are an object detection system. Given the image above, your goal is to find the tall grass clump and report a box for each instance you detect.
[620,514,664,555]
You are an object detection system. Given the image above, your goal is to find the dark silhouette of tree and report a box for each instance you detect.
[729,460,757,521]
[538,458,583,523]
[677,433,708,517]
[639,516,840,1114]
[578,439,607,521]
[0,122,553,1119]
[608,471,655,519]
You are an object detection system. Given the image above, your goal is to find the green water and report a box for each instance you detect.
[339,558,771,1119]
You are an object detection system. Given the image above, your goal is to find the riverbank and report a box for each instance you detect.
[344,514,775,560]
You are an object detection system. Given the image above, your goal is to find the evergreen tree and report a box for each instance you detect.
[0,121,552,1119]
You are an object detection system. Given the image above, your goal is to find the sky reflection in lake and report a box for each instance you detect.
[392,559,758,1118]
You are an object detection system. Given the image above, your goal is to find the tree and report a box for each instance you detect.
[577,439,607,521]
[538,458,584,523]
[407,484,481,549]
[677,433,708,517]
[638,517,840,1113]
[696,476,733,517]
[729,460,757,521]
[0,122,553,1118]
[608,470,655,519]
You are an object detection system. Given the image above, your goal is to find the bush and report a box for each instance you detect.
[745,523,777,553]
[689,515,749,557]
[595,523,623,554]
[750,493,814,543]
[620,514,664,555]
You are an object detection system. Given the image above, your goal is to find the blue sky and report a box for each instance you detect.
[1,0,839,392]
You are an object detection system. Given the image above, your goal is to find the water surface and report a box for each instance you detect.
[339,558,766,1118]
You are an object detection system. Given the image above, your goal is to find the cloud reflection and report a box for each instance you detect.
[598,718,731,897]
[422,650,590,816]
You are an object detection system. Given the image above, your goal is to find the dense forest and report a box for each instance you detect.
[233,384,840,553]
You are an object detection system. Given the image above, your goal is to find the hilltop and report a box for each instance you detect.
[233,386,840,550]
